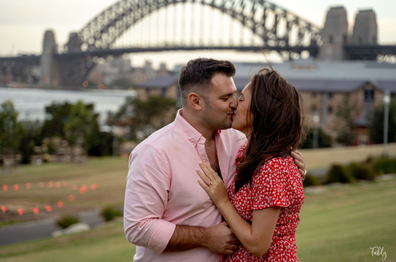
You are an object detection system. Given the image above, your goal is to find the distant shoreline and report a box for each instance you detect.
[0,85,136,95]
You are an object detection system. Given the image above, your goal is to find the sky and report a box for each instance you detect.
[0,0,395,69]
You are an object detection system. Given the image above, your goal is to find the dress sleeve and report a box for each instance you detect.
[252,157,302,210]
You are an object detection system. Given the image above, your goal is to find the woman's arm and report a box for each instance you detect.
[218,201,280,257]
[197,162,281,257]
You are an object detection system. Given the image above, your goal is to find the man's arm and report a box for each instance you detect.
[124,145,175,254]
[124,145,238,254]
[165,222,239,254]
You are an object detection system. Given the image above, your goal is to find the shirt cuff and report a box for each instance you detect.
[148,219,176,254]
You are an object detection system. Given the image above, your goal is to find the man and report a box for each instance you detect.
[124,58,306,261]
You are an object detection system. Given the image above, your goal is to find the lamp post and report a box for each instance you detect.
[313,113,320,149]
[383,90,390,157]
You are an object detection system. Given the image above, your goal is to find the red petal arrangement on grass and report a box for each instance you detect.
[79,185,87,194]
[0,182,98,216]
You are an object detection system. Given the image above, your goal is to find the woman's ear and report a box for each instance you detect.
[188,93,203,111]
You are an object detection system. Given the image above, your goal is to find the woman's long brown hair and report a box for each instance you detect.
[235,68,304,193]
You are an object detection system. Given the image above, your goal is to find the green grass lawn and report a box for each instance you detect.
[297,178,396,262]
[0,176,394,262]
[0,221,135,262]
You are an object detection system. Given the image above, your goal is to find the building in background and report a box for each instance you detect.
[157,59,396,145]
[86,57,172,89]
[134,75,179,101]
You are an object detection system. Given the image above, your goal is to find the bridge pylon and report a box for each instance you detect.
[40,30,60,87]
[318,6,349,61]
[351,9,378,45]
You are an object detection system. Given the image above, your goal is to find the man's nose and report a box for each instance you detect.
[230,95,237,110]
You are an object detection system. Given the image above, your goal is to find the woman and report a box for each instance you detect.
[197,68,305,261]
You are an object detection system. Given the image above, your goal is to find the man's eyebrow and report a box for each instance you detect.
[220,93,235,98]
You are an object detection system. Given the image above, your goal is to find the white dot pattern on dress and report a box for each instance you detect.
[224,145,305,262]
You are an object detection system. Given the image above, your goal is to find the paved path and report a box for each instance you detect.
[308,168,329,178]
[0,209,105,246]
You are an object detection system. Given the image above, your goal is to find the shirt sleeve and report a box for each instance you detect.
[124,144,176,254]
[252,158,302,210]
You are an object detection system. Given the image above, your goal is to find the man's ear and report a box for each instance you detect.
[188,93,203,111]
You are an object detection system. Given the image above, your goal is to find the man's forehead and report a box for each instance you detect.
[210,74,237,94]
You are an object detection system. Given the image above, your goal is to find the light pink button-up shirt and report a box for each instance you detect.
[124,109,246,262]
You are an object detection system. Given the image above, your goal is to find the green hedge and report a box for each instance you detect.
[325,164,355,184]
[101,207,123,222]
[348,163,376,181]
[373,158,396,175]
[56,216,80,229]
[303,174,320,187]
[322,158,396,185]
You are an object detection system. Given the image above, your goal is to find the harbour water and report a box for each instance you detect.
[0,87,135,124]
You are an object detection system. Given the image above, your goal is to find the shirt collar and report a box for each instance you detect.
[175,109,221,147]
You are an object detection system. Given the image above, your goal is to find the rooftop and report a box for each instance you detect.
[136,75,178,88]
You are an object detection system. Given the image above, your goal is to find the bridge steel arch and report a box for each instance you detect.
[67,0,322,54]
[61,0,323,88]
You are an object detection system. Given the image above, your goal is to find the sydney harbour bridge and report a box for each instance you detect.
[1,0,396,88]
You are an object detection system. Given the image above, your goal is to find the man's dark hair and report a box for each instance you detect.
[178,58,236,105]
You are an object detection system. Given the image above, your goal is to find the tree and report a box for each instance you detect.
[41,102,72,138]
[64,101,99,161]
[86,131,114,156]
[41,101,101,160]
[18,119,42,164]
[108,96,177,140]
[300,127,333,149]
[368,98,396,144]
[0,100,23,168]
[336,95,357,146]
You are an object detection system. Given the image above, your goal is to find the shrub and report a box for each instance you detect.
[56,216,80,229]
[348,163,376,181]
[364,155,374,164]
[325,164,355,184]
[336,128,356,146]
[301,127,333,149]
[303,174,320,187]
[101,207,122,222]
[373,158,396,175]
[368,98,396,144]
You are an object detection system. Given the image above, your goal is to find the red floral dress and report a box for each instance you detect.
[224,145,305,262]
